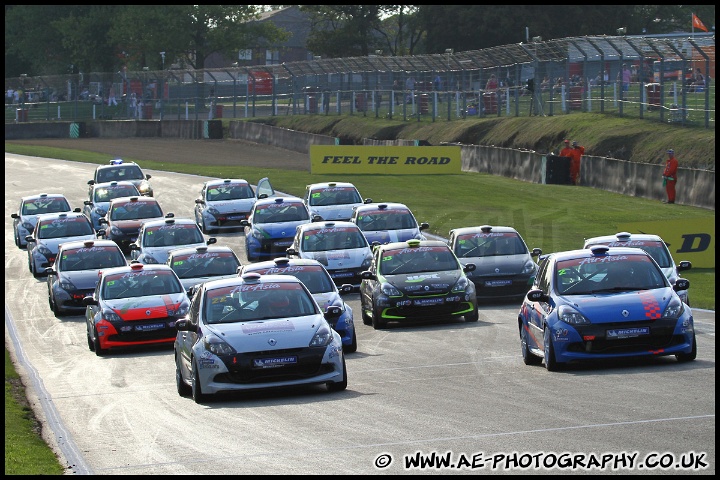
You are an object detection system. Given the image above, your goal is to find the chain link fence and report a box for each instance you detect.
[5,34,715,128]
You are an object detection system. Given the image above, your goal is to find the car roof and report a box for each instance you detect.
[551,246,652,263]
[167,245,236,257]
[450,225,520,236]
[57,239,121,251]
[298,220,359,231]
[583,231,664,246]
[204,178,250,187]
[141,217,197,228]
[96,160,140,170]
[204,272,303,290]
[243,257,327,271]
[21,193,68,202]
[35,211,88,222]
[108,196,160,205]
[92,180,138,189]
[353,202,409,213]
[307,181,358,189]
[100,263,173,276]
[377,239,450,251]
[254,195,304,206]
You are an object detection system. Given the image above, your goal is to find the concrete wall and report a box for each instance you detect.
[228,121,337,154]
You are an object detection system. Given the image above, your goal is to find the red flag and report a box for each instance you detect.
[692,13,708,32]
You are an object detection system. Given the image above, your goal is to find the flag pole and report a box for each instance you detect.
[691,12,694,36]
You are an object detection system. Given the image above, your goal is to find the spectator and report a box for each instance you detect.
[553,77,564,94]
[405,76,416,103]
[485,74,498,91]
[691,68,705,93]
[108,86,118,106]
[392,79,401,105]
[662,149,678,204]
[7,87,14,105]
[540,75,550,92]
[618,64,631,92]
[569,140,585,185]
[559,139,573,158]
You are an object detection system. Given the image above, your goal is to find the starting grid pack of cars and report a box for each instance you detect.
[10,161,697,403]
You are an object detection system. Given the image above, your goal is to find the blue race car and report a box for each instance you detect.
[518,245,696,371]
[241,196,312,262]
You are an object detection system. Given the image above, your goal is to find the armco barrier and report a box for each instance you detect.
[228,120,337,154]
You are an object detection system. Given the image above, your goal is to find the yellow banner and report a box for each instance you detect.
[617,218,715,268]
[310,145,462,175]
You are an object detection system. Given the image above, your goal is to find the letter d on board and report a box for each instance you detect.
[676,233,711,253]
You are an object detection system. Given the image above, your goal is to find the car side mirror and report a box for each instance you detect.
[338,284,353,295]
[531,248,542,257]
[677,261,692,272]
[88,180,95,185]
[364,198,373,204]
[258,193,268,199]
[526,289,548,303]
[324,305,342,320]
[311,214,323,222]
[240,219,250,227]
[206,237,217,245]
[463,263,476,273]
[361,270,376,280]
[84,200,92,205]
[11,213,20,219]
[45,267,56,275]
[146,174,152,180]
[419,222,430,230]
[286,247,298,256]
[25,235,34,243]
[129,244,139,250]
[195,198,204,204]
[165,213,175,218]
[674,278,690,291]
[82,296,98,306]
[175,318,197,333]
[97,229,106,238]
[73,208,81,213]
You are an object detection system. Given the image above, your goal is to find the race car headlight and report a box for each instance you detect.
[37,244,54,259]
[58,277,77,291]
[109,225,123,236]
[522,260,537,275]
[251,228,267,240]
[206,206,220,217]
[451,275,470,293]
[557,304,591,325]
[93,207,107,217]
[662,296,684,320]
[309,323,334,347]
[141,254,159,264]
[202,333,236,356]
[380,282,402,297]
[21,221,35,232]
[102,309,123,322]
[137,181,152,195]
[168,301,190,317]
[361,253,373,269]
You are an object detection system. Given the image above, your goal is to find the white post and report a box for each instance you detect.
[185,101,189,120]
[58,106,61,120]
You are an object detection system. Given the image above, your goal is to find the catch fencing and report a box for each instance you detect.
[5,34,715,129]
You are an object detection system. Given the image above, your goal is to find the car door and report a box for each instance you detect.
[256,177,274,199]
[176,286,202,379]
[526,257,552,348]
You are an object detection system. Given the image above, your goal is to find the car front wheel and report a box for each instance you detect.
[327,356,347,392]
[676,331,697,362]
[176,353,192,397]
[521,323,542,366]
[191,357,208,403]
[371,304,387,330]
[543,326,560,371]
[93,326,107,356]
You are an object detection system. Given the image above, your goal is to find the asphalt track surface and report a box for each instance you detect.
[5,152,716,475]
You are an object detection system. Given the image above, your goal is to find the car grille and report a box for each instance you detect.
[472,275,532,298]
[105,321,176,344]
[566,318,681,354]
[328,268,363,286]
[258,237,293,255]
[216,347,329,384]
[385,301,470,321]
